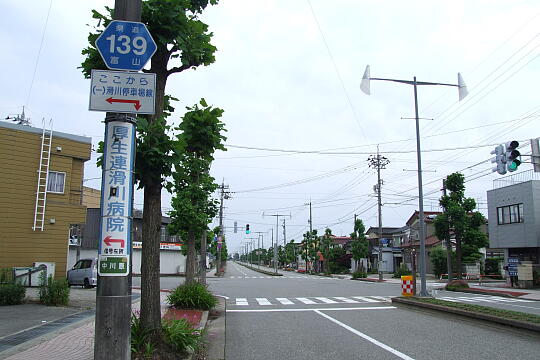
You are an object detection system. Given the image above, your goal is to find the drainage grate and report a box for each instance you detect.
[0,293,141,353]
[0,310,95,352]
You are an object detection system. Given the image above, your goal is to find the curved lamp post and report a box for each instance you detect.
[360,65,468,296]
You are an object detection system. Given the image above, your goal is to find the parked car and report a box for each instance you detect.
[67,258,97,288]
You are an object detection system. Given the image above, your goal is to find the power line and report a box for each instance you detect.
[26,0,53,108]
[305,0,366,138]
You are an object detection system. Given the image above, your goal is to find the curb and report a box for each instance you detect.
[450,288,538,300]
[392,297,540,333]
[237,263,283,276]
[205,297,226,360]
[351,278,386,282]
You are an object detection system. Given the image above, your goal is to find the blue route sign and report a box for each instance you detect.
[95,20,157,71]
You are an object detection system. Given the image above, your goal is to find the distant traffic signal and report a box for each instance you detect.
[491,145,506,175]
[246,224,250,234]
[505,140,521,172]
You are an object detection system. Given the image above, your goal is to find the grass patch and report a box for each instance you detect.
[406,297,540,324]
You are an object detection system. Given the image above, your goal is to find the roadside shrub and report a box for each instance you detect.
[393,263,412,278]
[445,279,469,291]
[39,274,70,306]
[162,318,203,355]
[0,268,14,284]
[167,282,217,310]
[352,270,367,279]
[0,283,26,305]
[131,312,155,359]
[367,269,378,275]
[485,257,503,275]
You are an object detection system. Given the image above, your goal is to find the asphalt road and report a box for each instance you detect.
[210,262,540,360]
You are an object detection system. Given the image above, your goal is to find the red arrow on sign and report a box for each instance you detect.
[106,97,141,110]
[104,236,125,247]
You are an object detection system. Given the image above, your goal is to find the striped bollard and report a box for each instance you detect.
[401,275,414,296]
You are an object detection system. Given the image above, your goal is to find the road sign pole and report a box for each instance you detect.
[94,1,141,359]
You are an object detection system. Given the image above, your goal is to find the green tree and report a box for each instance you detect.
[168,100,226,284]
[80,0,220,333]
[434,173,488,279]
[350,219,368,272]
[320,228,333,274]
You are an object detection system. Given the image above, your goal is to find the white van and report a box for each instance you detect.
[67,258,98,288]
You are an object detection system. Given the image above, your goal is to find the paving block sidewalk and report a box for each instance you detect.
[0,290,168,360]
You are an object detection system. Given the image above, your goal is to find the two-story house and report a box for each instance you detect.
[0,121,91,278]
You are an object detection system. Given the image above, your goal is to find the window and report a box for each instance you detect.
[47,171,66,193]
[497,203,523,225]
[160,226,167,242]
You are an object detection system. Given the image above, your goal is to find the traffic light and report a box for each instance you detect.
[491,145,506,175]
[505,140,521,172]
[245,224,250,234]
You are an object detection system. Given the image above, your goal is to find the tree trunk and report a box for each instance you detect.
[455,234,462,280]
[185,231,196,284]
[446,237,453,282]
[140,182,162,332]
[199,230,207,285]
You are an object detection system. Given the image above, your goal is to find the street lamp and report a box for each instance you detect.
[360,65,468,296]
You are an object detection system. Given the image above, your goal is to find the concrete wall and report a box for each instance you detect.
[67,247,186,275]
[487,181,540,248]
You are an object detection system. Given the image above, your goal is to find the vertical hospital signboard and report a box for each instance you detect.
[98,122,135,276]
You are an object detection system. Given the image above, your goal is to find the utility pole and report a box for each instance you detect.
[282,219,287,247]
[217,181,230,275]
[264,213,291,274]
[368,146,390,282]
[306,200,313,272]
[94,1,141,359]
[442,179,453,283]
[253,232,265,266]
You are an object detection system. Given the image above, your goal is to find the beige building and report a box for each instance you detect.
[82,186,101,209]
[0,121,91,278]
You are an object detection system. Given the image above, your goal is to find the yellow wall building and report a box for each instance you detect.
[0,121,92,278]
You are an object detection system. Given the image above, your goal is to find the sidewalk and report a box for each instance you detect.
[0,289,172,360]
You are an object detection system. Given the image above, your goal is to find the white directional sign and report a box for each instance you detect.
[89,69,156,114]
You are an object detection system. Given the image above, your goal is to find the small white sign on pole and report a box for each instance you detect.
[89,69,156,115]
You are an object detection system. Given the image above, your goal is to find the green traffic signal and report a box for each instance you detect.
[505,140,521,172]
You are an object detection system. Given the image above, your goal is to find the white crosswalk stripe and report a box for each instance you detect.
[352,296,380,303]
[276,298,294,305]
[314,297,338,304]
[296,297,317,304]
[256,298,272,305]
[236,298,249,306]
[334,297,359,303]
[232,296,390,306]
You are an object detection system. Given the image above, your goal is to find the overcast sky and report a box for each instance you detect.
[1,1,539,255]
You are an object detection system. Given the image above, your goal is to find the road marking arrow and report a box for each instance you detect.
[104,235,125,247]
[106,97,141,110]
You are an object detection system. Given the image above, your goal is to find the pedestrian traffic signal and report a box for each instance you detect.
[246,224,250,234]
[505,140,521,172]
[491,145,506,175]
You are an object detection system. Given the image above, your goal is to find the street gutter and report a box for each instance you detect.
[392,297,540,333]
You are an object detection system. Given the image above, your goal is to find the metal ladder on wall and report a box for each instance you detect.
[33,118,53,231]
